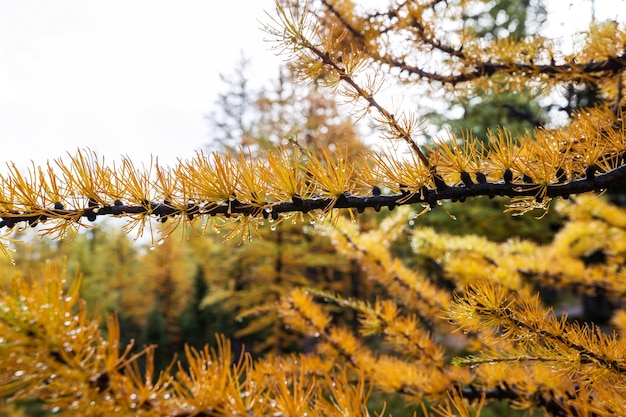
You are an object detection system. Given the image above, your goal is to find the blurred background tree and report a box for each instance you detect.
[429,0,548,139]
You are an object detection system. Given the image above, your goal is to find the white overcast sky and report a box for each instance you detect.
[0,1,623,169]
[0,0,281,168]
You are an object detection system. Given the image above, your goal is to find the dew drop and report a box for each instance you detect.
[270,224,277,231]
[14,370,25,377]
[149,246,156,251]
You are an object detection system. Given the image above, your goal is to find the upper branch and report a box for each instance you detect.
[319,0,626,85]
[384,52,626,85]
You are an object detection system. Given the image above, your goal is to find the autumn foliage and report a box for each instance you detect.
[1,0,626,416]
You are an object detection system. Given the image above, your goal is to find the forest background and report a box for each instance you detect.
[1,0,626,416]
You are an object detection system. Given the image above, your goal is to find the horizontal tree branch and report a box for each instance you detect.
[460,384,576,417]
[1,163,624,230]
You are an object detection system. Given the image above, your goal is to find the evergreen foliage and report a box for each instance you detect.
[1,0,626,416]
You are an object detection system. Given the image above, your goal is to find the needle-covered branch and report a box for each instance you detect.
[315,0,626,88]
[0,143,625,237]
